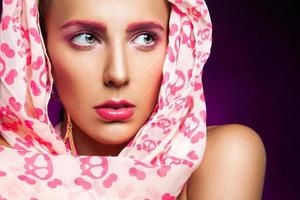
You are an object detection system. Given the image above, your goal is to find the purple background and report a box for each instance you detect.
[204,0,299,199]
[1,0,299,199]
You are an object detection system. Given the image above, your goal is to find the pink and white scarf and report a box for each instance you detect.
[0,0,212,199]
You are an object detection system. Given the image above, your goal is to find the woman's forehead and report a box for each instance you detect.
[46,0,170,16]
[44,0,170,31]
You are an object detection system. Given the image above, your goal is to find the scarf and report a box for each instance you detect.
[0,0,212,199]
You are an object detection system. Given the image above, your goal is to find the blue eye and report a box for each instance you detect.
[131,33,156,49]
[71,33,97,47]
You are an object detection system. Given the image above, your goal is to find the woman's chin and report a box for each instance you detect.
[88,124,137,145]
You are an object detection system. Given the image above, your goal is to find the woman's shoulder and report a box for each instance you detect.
[205,124,266,152]
[178,124,266,200]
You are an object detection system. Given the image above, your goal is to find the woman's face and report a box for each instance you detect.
[45,0,169,147]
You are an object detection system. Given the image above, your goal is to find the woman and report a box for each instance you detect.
[0,0,266,199]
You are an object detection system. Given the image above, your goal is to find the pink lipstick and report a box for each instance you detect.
[94,100,135,121]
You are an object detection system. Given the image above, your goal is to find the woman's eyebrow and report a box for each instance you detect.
[60,20,107,33]
[126,22,165,33]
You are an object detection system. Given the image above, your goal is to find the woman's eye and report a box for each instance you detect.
[71,33,98,47]
[131,33,156,49]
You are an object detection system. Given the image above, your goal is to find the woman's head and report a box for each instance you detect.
[1,0,212,196]
[40,0,170,153]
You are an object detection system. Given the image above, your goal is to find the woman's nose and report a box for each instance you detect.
[103,43,130,88]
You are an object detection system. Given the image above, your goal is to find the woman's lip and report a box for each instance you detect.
[95,100,135,109]
[95,107,135,121]
[94,100,135,121]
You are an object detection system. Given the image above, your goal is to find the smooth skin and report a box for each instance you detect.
[177,124,266,200]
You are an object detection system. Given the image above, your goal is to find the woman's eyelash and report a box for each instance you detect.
[67,32,101,48]
[131,31,159,49]
[66,31,160,50]
[135,32,158,41]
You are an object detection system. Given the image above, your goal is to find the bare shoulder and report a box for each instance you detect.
[205,124,266,156]
[178,124,266,200]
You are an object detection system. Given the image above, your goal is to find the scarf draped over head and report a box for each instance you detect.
[0,0,212,199]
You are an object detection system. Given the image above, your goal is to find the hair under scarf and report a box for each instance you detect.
[0,0,212,199]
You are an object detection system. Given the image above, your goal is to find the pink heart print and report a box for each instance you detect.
[30,4,38,17]
[167,47,176,63]
[30,81,41,96]
[16,136,34,148]
[191,131,205,143]
[0,171,7,177]
[157,165,171,177]
[9,97,21,111]
[18,175,36,185]
[1,43,15,58]
[1,16,11,31]
[103,173,118,188]
[34,108,44,119]
[169,24,178,36]
[13,143,30,156]
[129,167,146,180]
[74,177,92,190]
[187,150,199,160]
[47,178,63,188]
[162,193,176,200]
[5,69,17,85]
[32,56,43,70]
[29,28,41,43]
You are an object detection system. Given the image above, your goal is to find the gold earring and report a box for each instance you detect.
[62,113,77,156]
